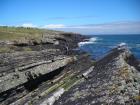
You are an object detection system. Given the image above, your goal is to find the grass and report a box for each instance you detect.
[0,26,62,41]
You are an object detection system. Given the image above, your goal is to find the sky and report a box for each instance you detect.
[1,0,140,34]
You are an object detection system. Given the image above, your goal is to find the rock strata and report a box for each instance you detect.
[0,27,93,105]
[55,46,140,105]
[0,27,140,105]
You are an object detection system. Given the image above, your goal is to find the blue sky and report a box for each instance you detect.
[1,0,140,34]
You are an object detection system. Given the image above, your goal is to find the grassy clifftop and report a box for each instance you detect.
[0,26,62,41]
[0,26,84,53]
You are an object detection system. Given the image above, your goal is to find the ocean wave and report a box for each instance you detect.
[108,42,127,49]
[136,44,140,48]
[109,43,140,50]
[117,42,127,50]
[78,37,98,47]
[89,37,98,42]
[118,42,127,47]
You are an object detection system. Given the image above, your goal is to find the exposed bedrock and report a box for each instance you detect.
[54,46,140,105]
[0,30,93,105]
[0,27,140,105]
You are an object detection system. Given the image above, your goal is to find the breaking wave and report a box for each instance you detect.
[78,37,99,47]
[118,42,127,47]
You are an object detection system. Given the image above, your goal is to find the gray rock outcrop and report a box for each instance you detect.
[55,46,140,105]
[0,27,93,105]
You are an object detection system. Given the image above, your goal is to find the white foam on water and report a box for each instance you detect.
[118,42,126,47]
[78,37,98,47]
[117,42,127,50]
[89,37,98,42]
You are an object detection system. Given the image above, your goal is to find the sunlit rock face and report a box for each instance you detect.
[0,27,94,105]
[55,46,140,105]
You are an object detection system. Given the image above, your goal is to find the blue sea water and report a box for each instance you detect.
[79,35,140,60]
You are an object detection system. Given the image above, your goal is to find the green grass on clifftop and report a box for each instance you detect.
[0,26,62,41]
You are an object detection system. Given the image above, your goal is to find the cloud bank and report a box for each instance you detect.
[21,23,37,28]
[43,24,65,28]
[19,21,140,34]
[46,21,140,34]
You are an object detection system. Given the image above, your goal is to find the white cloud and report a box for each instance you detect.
[43,24,65,28]
[9,21,140,34]
[21,23,37,28]
[52,21,140,34]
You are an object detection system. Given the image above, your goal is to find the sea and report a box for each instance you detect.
[78,35,140,60]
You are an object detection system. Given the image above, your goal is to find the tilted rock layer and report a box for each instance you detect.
[0,27,93,105]
[55,46,140,105]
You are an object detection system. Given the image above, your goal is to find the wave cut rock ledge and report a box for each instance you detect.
[54,46,140,105]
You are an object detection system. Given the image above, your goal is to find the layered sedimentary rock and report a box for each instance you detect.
[55,46,140,105]
[0,27,93,105]
[0,27,140,105]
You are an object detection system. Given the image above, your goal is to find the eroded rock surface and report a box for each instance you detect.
[55,46,140,105]
[0,27,94,105]
[0,27,140,105]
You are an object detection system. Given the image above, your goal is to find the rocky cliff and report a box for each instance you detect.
[0,27,93,105]
[0,27,140,105]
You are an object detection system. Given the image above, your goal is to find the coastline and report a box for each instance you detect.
[78,35,140,60]
[0,27,140,105]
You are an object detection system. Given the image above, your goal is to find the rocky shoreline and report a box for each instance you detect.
[55,46,140,105]
[0,27,140,105]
